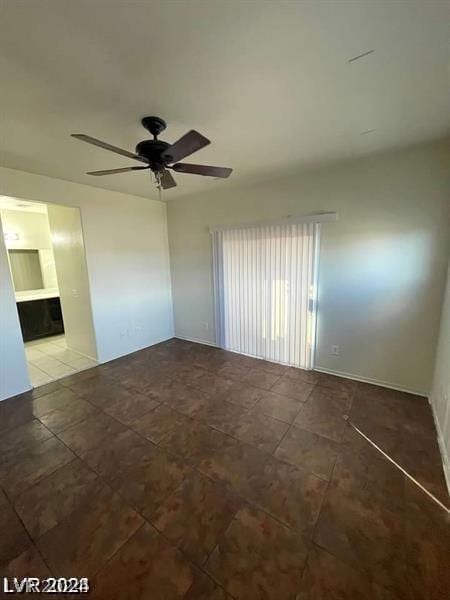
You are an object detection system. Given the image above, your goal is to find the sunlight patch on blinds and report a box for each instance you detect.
[212,223,320,369]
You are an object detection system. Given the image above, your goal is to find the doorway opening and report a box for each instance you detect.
[0,195,98,387]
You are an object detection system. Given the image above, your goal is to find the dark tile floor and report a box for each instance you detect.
[1,338,449,599]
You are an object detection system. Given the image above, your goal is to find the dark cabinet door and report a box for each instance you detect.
[17,298,65,342]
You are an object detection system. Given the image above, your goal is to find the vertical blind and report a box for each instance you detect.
[212,222,320,370]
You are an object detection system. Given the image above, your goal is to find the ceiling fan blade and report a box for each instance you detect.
[162,130,210,163]
[86,166,150,176]
[171,163,232,178]
[160,169,177,189]
[71,134,148,163]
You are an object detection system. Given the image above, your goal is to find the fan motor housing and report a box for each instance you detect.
[141,116,166,137]
[135,139,172,169]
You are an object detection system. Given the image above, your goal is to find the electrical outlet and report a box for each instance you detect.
[331,345,340,356]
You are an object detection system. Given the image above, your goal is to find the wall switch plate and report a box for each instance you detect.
[331,345,340,356]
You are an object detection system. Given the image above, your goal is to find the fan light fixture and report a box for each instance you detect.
[71,116,233,194]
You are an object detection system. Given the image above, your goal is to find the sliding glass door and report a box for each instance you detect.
[212,222,320,369]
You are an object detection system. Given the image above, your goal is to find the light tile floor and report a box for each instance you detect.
[25,335,97,387]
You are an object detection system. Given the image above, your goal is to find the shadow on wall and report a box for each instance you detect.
[329,230,433,304]
[317,229,436,387]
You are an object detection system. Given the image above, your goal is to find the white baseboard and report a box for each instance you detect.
[317,366,448,497]
[174,335,219,348]
[429,396,450,495]
[97,335,174,365]
[174,338,429,396]
[314,366,429,397]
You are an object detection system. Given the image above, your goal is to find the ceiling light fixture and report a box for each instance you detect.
[71,116,232,195]
[348,49,375,63]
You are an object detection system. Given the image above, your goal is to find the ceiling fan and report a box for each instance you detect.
[71,116,232,191]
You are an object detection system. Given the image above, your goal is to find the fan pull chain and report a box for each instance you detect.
[151,170,163,199]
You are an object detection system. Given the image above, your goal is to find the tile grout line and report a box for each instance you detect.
[115,372,297,460]
[26,338,98,388]
[63,367,335,498]
[1,479,57,579]
[3,375,327,535]
[6,345,428,597]
[269,387,315,457]
[307,387,358,549]
[89,342,442,587]
[2,345,369,597]
[62,377,320,562]
[27,423,157,582]
[53,416,233,596]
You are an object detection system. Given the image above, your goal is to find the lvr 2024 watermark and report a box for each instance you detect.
[3,577,89,594]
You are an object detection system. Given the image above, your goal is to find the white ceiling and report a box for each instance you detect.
[1,0,449,201]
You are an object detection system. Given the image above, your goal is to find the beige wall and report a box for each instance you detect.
[431,259,450,490]
[47,204,97,360]
[167,139,450,394]
[0,167,174,400]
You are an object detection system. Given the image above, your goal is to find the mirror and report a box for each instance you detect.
[8,249,44,291]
